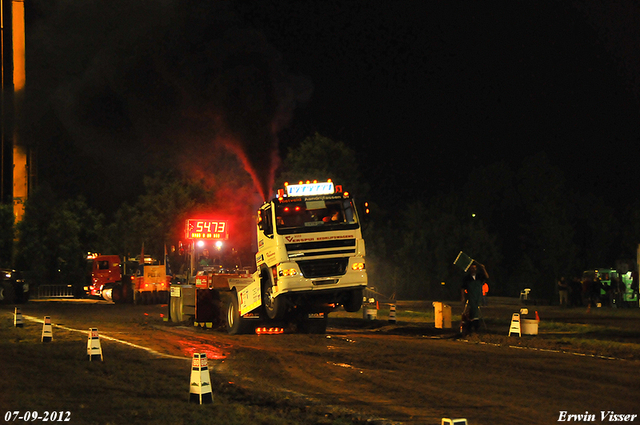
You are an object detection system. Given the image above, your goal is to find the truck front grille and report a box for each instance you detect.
[298,258,349,278]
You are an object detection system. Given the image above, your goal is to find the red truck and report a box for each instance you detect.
[85,254,170,304]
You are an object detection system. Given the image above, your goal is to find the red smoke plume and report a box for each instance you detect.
[218,136,279,202]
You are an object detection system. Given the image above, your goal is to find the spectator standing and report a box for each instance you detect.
[461,262,489,333]
[570,277,583,307]
[558,277,569,307]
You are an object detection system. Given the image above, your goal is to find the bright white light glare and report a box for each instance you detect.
[286,182,334,196]
[215,241,223,250]
[197,241,205,247]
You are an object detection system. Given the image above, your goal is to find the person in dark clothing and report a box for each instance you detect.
[461,262,489,332]
[587,276,601,312]
[558,277,569,307]
[570,276,583,307]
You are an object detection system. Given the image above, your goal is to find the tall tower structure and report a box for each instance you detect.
[1,0,33,223]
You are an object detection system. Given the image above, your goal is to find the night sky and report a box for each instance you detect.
[22,1,640,214]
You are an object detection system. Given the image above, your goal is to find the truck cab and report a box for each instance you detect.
[87,255,121,298]
[255,181,367,320]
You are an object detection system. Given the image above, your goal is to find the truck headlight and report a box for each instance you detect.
[352,262,365,271]
[278,268,298,277]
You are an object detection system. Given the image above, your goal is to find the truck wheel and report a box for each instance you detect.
[262,277,285,320]
[159,291,169,304]
[111,284,123,303]
[121,280,133,303]
[169,291,184,323]
[343,288,364,313]
[226,293,249,335]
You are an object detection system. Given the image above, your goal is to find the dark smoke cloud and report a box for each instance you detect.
[24,0,312,204]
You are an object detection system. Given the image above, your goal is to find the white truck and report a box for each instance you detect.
[169,180,368,334]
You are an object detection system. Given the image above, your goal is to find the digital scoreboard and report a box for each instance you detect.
[185,219,228,240]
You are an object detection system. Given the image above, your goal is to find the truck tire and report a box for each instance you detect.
[225,292,251,335]
[111,283,124,303]
[343,288,364,313]
[262,274,286,320]
[169,291,182,323]
[133,291,141,305]
[121,279,133,304]
[158,290,169,304]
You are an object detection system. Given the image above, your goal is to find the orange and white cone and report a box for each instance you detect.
[14,307,23,328]
[41,316,53,342]
[189,353,213,404]
[87,328,103,361]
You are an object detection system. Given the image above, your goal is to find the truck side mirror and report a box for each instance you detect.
[257,209,273,237]
[257,212,265,231]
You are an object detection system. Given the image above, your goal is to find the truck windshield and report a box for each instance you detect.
[275,196,359,234]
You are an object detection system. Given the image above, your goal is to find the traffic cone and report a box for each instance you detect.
[189,353,213,404]
[87,328,104,361]
[388,304,397,323]
[14,307,23,328]
[41,316,53,342]
[535,311,540,321]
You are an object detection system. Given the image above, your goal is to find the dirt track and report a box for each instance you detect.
[4,299,640,425]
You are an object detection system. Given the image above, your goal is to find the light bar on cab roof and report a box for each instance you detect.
[285,181,335,196]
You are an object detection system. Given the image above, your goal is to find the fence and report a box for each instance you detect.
[35,284,75,299]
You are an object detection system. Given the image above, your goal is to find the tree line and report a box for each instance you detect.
[1,134,637,302]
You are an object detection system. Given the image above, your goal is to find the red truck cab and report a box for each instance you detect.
[88,255,122,297]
